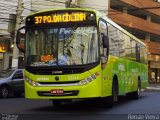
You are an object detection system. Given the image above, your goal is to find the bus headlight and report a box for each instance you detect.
[78,72,100,85]
[25,76,39,87]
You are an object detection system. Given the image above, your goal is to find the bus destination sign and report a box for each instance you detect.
[34,12,86,24]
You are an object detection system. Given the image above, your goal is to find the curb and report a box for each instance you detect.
[143,87,160,92]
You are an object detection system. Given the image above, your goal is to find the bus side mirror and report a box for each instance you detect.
[101,56,107,64]
[16,26,25,53]
[102,35,109,48]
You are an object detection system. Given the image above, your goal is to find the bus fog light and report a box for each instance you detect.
[31,81,38,86]
[86,77,92,82]
[25,76,39,86]
[91,74,96,79]
[82,80,87,85]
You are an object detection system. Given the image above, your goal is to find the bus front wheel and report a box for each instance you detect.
[100,78,118,108]
[109,78,119,106]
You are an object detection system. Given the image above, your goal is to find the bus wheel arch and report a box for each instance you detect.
[98,74,119,108]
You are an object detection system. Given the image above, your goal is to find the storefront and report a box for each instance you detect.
[0,39,8,70]
[0,37,24,70]
[148,54,160,84]
[149,62,160,83]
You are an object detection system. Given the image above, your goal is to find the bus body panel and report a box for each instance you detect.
[101,55,148,96]
[25,55,148,99]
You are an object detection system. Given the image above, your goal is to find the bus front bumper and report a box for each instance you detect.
[25,80,102,99]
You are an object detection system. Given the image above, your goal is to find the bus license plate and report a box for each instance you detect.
[51,89,64,94]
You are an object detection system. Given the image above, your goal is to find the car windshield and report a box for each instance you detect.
[25,26,99,66]
[0,69,15,78]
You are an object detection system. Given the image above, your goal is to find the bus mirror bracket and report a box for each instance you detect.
[16,26,25,53]
[101,56,107,64]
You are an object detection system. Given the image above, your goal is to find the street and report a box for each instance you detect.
[0,91,160,120]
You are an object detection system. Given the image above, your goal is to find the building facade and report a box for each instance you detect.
[1,0,160,83]
[108,0,160,83]
[30,0,66,12]
[0,0,31,70]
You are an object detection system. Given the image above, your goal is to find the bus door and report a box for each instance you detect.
[99,19,110,95]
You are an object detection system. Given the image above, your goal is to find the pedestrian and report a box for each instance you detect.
[151,71,156,83]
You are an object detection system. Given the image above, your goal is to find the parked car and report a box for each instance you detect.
[0,69,24,98]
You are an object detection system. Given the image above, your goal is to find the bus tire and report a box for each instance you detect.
[112,78,118,103]
[127,78,141,99]
[106,77,119,108]
[133,78,141,99]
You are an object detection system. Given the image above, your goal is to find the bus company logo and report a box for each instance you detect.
[37,77,49,81]
[52,71,63,74]
[55,76,59,81]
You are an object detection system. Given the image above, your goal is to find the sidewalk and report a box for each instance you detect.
[145,84,160,92]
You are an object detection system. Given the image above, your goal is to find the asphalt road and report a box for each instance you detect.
[0,91,160,120]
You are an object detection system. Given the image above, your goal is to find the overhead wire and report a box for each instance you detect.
[0,0,160,24]
[135,0,144,8]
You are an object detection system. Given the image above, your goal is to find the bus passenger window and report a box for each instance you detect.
[99,20,108,57]
[136,43,140,62]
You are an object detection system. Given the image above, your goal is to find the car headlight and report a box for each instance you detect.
[25,76,39,87]
[78,72,100,85]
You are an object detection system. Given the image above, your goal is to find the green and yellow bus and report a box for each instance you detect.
[16,8,148,107]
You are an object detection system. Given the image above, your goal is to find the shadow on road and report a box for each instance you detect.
[28,94,148,114]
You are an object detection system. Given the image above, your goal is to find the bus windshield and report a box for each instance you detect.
[25,26,99,66]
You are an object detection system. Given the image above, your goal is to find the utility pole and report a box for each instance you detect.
[12,0,23,68]
[65,0,72,8]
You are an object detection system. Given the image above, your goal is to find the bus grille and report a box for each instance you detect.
[37,81,80,86]
[27,68,84,75]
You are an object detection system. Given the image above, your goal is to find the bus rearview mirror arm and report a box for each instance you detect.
[16,26,26,53]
